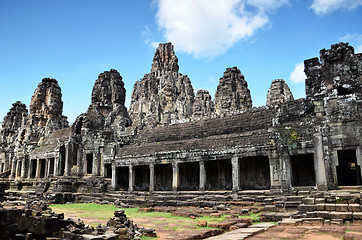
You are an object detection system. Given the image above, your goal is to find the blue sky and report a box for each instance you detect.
[1,0,362,124]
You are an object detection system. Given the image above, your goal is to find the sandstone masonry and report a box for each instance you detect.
[0,42,361,197]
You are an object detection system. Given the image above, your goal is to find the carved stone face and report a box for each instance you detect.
[194,104,201,111]
[221,96,232,108]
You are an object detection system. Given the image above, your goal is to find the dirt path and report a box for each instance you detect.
[247,223,362,240]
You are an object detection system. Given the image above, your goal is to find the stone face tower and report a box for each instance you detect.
[266,79,294,106]
[28,78,67,128]
[74,69,132,131]
[214,67,252,116]
[129,43,195,127]
[192,90,214,119]
[0,101,28,147]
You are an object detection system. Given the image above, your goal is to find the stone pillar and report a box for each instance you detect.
[15,160,20,178]
[21,157,28,178]
[46,158,51,178]
[128,165,134,192]
[281,150,292,190]
[99,147,104,177]
[357,147,362,181]
[149,163,155,192]
[314,131,328,189]
[231,156,239,193]
[64,144,71,176]
[93,153,100,176]
[54,154,60,176]
[330,150,339,187]
[10,158,16,179]
[199,161,206,191]
[35,159,40,178]
[77,147,83,176]
[111,163,117,190]
[28,160,33,179]
[172,162,179,192]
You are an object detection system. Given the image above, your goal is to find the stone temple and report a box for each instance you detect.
[0,42,361,198]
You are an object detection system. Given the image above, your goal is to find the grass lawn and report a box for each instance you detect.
[50,203,263,239]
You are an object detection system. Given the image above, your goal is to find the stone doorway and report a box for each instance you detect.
[86,153,93,175]
[30,159,37,178]
[155,164,172,191]
[104,164,112,178]
[116,167,129,191]
[134,165,150,191]
[290,154,316,186]
[39,159,46,178]
[239,156,270,190]
[60,146,66,176]
[48,158,55,177]
[179,162,199,191]
[205,159,232,190]
[337,150,361,186]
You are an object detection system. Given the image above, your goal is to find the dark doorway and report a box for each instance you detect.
[86,153,93,175]
[72,145,78,166]
[17,161,22,177]
[48,158,55,177]
[179,162,199,191]
[205,159,232,190]
[291,154,316,186]
[155,164,172,191]
[337,150,361,185]
[116,167,129,191]
[239,156,271,190]
[30,160,37,178]
[39,159,46,178]
[60,146,66,176]
[134,165,150,191]
[104,164,112,178]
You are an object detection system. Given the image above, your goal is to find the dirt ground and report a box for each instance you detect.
[248,223,362,240]
[60,208,362,240]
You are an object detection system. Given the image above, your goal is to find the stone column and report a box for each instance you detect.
[149,163,155,192]
[46,158,51,178]
[128,165,134,192]
[314,131,328,189]
[199,161,206,191]
[111,163,117,190]
[35,159,40,178]
[15,160,20,178]
[99,147,104,177]
[28,160,33,179]
[231,156,239,193]
[64,144,71,176]
[172,162,179,192]
[281,150,292,190]
[54,154,60,176]
[93,153,100,176]
[10,158,16,179]
[77,147,83,176]
[357,147,362,181]
[21,157,28,178]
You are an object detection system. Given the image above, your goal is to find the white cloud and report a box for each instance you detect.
[154,0,288,58]
[290,62,306,84]
[339,33,362,53]
[310,0,362,15]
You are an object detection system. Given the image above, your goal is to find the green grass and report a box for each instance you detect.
[50,203,263,233]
